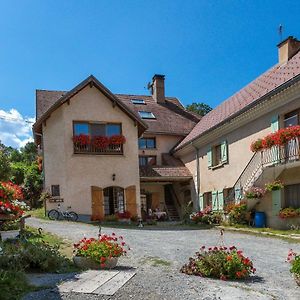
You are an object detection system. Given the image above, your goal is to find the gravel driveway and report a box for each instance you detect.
[24,218,300,300]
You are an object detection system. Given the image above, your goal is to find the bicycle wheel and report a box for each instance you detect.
[69,212,78,222]
[48,209,60,220]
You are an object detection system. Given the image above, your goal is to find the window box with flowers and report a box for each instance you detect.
[244,187,265,199]
[73,233,130,269]
[265,180,284,192]
[278,207,300,219]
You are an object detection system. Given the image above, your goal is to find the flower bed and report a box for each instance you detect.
[181,245,255,280]
[225,202,248,225]
[190,206,222,225]
[250,125,300,152]
[73,233,129,269]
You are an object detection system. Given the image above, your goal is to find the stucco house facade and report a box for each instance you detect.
[33,75,198,221]
[34,36,300,228]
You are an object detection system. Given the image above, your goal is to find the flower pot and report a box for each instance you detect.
[0,230,20,241]
[294,274,300,286]
[0,214,17,221]
[73,256,118,270]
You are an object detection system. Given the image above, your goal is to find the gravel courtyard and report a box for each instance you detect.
[24,218,300,300]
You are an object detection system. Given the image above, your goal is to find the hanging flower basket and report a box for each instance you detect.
[265,180,284,192]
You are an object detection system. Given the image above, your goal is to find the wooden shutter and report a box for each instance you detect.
[218,190,224,210]
[212,191,218,211]
[91,186,104,221]
[221,141,228,163]
[234,187,241,203]
[125,185,137,217]
[271,115,280,164]
[272,189,281,216]
[207,147,212,169]
[199,193,204,211]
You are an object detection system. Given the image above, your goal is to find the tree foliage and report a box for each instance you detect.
[186,102,212,117]
[0,140,43,208]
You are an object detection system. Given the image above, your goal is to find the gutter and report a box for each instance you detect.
[175,72,300,153]
[192,143,200,210]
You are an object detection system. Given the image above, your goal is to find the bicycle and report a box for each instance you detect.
[48,204,78,221]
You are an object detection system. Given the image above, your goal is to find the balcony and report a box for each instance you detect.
[73,134,125,155]
[261,137,300,167]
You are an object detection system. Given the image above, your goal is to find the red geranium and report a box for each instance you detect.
[109,135,126,145]
[73,134,91,146]
[92,136,110,149]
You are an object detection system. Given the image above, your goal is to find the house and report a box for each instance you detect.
[34,36,300,228]
[174,36,300,229]
[33,75,199,221]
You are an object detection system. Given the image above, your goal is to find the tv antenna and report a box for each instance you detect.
[278,24,283,42]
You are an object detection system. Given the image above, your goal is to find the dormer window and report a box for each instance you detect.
[138,111,156,119]
[131,98,145,105]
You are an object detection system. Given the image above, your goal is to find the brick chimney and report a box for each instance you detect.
[277,36,300,64]
[149,74,165,103]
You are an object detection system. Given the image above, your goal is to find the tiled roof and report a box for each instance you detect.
[139,166,192,180]
[35,86,199,137]
[176,50,300,150]
[116,94,200,136]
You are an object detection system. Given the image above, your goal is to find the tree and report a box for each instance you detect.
[0,150,11,181]
[20,142,38,165]
[186,102,212,117]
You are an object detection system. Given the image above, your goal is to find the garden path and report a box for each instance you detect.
[24,217,300,300]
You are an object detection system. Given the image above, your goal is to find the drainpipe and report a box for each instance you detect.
[192,143,200,211]
[35,132,46,216]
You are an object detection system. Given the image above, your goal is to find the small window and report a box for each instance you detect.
[284,184,300,208]
[139,137,156,149]
[223,187,234,206]
[139,156,157,166]
[203,192,212,208]
[212,144,222,166]
[284,109,299,128]
[51,185,60,197]
[138,111,156,119]
[131,99,146,105]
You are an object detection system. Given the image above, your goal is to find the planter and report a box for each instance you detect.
[294,274,300,286]
[0,214,17,221]
[0,230,20,241]
[73,256,118,270]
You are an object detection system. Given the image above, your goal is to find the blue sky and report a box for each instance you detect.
[1,0,300,147]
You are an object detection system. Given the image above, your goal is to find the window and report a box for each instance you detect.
[139,156,157,166]
[51,185,60,197]
[138,137,156,149]
[138,111,156,119]
[74,122,121,137]
[203,192,212,208]
[284,109,300,128]
[213,144,222,166]
[223,188,234,206]
[131,98,146,105]
[284,184,300,208]
[208,141,228,168]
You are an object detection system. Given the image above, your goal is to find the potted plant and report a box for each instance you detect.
[0,219,20,241]
[287,249,300,286]
[278,208,300,219]
[109,135,126,145]
[73,233,129,269]
[117,211,131,223]
[244,187,265,199]
[181,245,256,280]
[265,180,284,192]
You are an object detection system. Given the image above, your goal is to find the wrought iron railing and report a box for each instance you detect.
[74,143,123,155]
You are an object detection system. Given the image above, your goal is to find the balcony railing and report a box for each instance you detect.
[261,137,300,166]
[74,143,123,155]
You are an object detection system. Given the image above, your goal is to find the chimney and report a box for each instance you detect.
[277,36,300,64]
[150,74,165,103]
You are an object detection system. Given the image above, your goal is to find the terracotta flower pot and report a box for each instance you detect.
[73,256,118,270]
[0,230,20,241]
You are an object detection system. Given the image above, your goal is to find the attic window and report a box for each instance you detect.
[138,111,156,119]
[131,98,145,105]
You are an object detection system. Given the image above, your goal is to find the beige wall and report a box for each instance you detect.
[140,183,165,211]
[139,134,182,165]
[43,86,141,216]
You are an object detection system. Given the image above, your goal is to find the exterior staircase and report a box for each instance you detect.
[226,137,300,204]
[165,204,180,221]
[164,185,181,221]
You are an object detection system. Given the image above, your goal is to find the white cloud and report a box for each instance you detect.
[0,108,35,149]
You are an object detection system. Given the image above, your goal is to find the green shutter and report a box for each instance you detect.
[199,193,204,211]
[271,115,279,132]
[207,147,212,169]
[221,141,228,163]
[212,191,218,211]
[234,187,241,203]
[272,189,281,216]
[218,190,224,211]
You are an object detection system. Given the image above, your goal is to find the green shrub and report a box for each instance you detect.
[181,245,255,280]
[227,202,248,225]
[287,250,300,276]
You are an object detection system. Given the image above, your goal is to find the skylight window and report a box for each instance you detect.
[131,98,145,105]
[138,111,156,119]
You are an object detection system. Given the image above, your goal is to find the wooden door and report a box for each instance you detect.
[91,186,104,221]
[125,185,137,217]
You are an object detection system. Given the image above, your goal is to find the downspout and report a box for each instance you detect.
[34,132,46,216]
[192,143,200,211]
